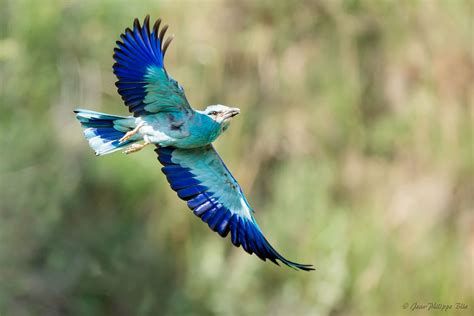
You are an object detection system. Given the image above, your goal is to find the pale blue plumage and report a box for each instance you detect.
[74,16,313,271]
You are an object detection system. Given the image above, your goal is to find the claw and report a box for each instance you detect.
[119,122,144,143]
[119,130,135,143]
[123,141,150,154]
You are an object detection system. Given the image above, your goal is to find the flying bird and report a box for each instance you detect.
[74,16,313,271]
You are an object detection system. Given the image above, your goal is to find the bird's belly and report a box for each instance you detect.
[139,125,173,144]
[137,115,190,146]
[136,114,219,148]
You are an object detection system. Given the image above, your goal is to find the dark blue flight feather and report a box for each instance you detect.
[113,16,190,117]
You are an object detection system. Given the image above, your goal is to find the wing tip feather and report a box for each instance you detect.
[133,18,141,30]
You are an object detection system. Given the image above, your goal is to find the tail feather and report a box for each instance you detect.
[74,109,137,155]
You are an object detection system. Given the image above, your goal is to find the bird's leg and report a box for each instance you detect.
[123,140,151,155]
[119,122,145,143]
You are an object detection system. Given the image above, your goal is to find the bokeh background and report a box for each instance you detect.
[0,0,473,315]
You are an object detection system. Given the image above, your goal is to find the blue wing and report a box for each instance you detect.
[113,16,191,117]
[155,145,314,271]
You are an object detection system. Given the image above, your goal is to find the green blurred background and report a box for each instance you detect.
[0,0,472,315]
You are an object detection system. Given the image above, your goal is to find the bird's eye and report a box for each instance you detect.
[209,111,218,116]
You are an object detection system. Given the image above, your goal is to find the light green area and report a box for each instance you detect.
[0,0,472,315]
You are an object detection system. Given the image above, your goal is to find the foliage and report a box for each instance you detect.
[0,0,472,315]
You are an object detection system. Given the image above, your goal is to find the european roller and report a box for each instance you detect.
[74,16,313,271]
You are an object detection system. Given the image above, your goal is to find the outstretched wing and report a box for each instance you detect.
[113,16,191,117]
[155,145,314,271]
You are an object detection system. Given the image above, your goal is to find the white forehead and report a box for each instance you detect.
[205,104,230,112]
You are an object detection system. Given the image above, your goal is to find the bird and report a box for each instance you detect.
[74,16,314,271]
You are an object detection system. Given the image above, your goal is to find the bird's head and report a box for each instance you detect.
[204,104,240,131]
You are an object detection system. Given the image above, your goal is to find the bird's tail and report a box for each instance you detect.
[74,109,138,156]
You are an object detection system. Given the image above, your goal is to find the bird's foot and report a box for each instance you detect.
[119,122,144,143]
[123,141,150,154]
